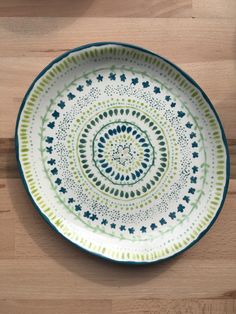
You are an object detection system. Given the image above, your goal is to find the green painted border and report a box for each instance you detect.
[15,42,230,264]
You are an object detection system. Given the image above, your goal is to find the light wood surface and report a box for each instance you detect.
[0,1,235,313]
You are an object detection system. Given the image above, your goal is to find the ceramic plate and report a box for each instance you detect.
[16,42,229,263]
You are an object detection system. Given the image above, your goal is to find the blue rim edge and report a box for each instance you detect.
[15,42,230,265]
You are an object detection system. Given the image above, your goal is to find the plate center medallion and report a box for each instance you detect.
[93,122,154,185]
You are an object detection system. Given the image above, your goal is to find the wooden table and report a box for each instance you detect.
[0,1,235,313]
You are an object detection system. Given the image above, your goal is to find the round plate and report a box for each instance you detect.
[16,42,229,263]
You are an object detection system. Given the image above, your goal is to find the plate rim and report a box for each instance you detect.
[15,41,230,264]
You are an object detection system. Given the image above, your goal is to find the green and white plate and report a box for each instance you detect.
[16,43,229,263]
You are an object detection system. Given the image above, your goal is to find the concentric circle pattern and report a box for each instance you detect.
[76,105,169,202]
[16,43,229,263]
[93,121,155,185]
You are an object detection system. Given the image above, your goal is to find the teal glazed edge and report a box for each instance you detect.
[15,42,230,265]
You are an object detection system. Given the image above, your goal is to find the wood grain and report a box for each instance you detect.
[0,299,112,314]
[193,0,236,18]
[112,299,236,314]
[0,250,235,300]
[0,1,235,313]
[1,0,235,19]
[0,0,192,18]
[0,299,235,314]
[0,18,235,61]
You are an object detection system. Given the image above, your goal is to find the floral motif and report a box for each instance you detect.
[150,223,157,230]
[120,225,126,231]
[183,195,190,203]
[84,211,90,218]
[186,122,193,128]
[77,85,84,92]
[47,122,55,129]
[160,218,167,225]
[47,158,56,165]
[169,212,176,220]
[52,110,60,119]
[67,92,75,100]
[46,136,54,143]
[75,204,82,211]
[190,132,196,139]
[90,214,98,221]
[120,74,126,82]
[57,100,65,109]
[188,187,195,194]
[59,187,67,194]
[177,204,185,212]
[109,73,116,80]
[86,79,92,86]
[51,167,58,175]
[46,146,53,154]
[101,219,108,225]
[139,226,146,233]
[113,144,133,166]
[97,74,103,82]
[55,178,62,185]
[177,111,185,118]
[191,176,197,183]
[128,227,135,234]
[131,77,138,85]
[142,81,150,88]
[154,86,161,94]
